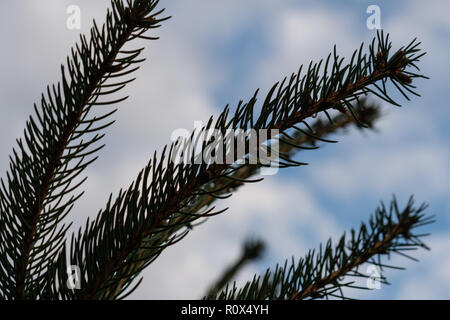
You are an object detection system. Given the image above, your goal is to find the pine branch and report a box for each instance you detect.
[103,99,382,299]
[0,0,168,299]
[44,31,426,300]
[99,100,380,299]
[211,98,381,195]
[211,197,434,300]
[205,238,266,299]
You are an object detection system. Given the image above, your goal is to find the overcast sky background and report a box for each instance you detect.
[0,0,449,299]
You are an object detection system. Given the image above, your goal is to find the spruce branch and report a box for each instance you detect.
[205,238,266,299]
[212,98,381,195]
[46,31,426,300]
[0,0,168,299]
[100,99,381,299]
[210,197,433,300]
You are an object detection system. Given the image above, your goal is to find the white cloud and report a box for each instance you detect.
[394,233,450,299]
[309,142,449,200]
[304,102,449,202]
[132,177,341,299]
[253,6,360,91]
[0,0,449,300]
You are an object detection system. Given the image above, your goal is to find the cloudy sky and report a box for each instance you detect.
[0,0,449,299]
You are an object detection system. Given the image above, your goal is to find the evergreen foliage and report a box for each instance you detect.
[0,0,432,300]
